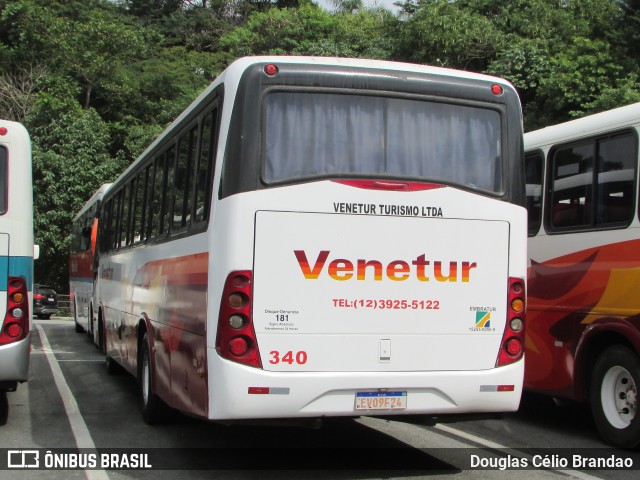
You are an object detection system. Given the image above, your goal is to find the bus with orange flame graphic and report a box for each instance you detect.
[525,102,640,448]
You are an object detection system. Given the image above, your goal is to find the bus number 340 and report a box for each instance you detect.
[269,350,308,365]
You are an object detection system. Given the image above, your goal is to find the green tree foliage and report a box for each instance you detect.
[218,4,335,56]
[473,0,640,129]
[395,0,504,71]
[1,0,640,288]
[31,109,129,290]
[218,3,396,58]
[118,0,184,19]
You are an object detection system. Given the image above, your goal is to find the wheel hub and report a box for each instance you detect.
[602,365,637,429]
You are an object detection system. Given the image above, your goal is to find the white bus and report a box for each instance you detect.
[524,101,640,448]
[69,183,111,337]
[0,119,34,393]
[95,56,528,424]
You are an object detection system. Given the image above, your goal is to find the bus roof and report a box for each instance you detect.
[72,183,112,222]
[524,102,640,150]
[114,56,519,188]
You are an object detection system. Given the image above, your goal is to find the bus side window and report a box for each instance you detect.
[132,169,147,245]
[195,106,218,225]
[80,225,91,251]
[120,182,132,248]
[162,146,176,237]
[152,154,165,239]
[102,199,112,253]
[111,191,121,251]
[596,133,636,225]
[549,143,593,229]
[0,146,7,214]
[525,150,544,236]
[548,132,636,231]
[142,164,152,242]
[173,126,197,232]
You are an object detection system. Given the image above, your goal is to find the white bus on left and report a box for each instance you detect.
[0,119,35,393]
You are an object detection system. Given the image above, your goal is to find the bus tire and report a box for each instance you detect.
[97,314,104,353]
[87,304,93,338]
[139,332,171,424]
[590,345,640,448]
[73,298,83,333]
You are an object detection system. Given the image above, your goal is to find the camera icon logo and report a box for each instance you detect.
[7,450,40,468]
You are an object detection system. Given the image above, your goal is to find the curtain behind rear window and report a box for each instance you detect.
[264,92,502,193]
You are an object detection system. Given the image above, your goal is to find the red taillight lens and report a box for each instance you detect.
[34,293,45,301]
[491,84,504,96]
[215,271,262,368]
[505,338,522,356]
[264,64,278,76]
[496,277,526,367]
[6,323,22,338]
[0,276,30,346]
[229,336,250,356]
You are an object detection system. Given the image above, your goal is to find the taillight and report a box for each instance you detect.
[34,293,45,301]
[0,276,30,346]
[264,64,279,77]
[496,277,526,367]
[215,271,262,368]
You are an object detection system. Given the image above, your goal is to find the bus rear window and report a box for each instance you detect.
[0,146,7,214]
[264,92,503,193]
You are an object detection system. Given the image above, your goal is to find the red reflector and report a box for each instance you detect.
[491,84,503,95]
[229,337,249,356]
[248,387,270,394]
[231,275,250,288]
[506,338,522,356]
[264,64,278,76]
[497,385,515,392]
[511,281,524,295]
[0,127,7,136]
[6,323,22,338]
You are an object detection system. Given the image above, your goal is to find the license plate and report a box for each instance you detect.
[355,391,407,411]
[47,298,55,303]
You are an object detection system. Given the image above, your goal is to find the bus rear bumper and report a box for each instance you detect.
[0,333,31,385]
[207,353,523,420]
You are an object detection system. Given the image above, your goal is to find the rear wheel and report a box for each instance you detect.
[139,332,172,424]
[590,345,640,448]
[97,313,104,353]
[87,305,93,338]
[73,299,83,332]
